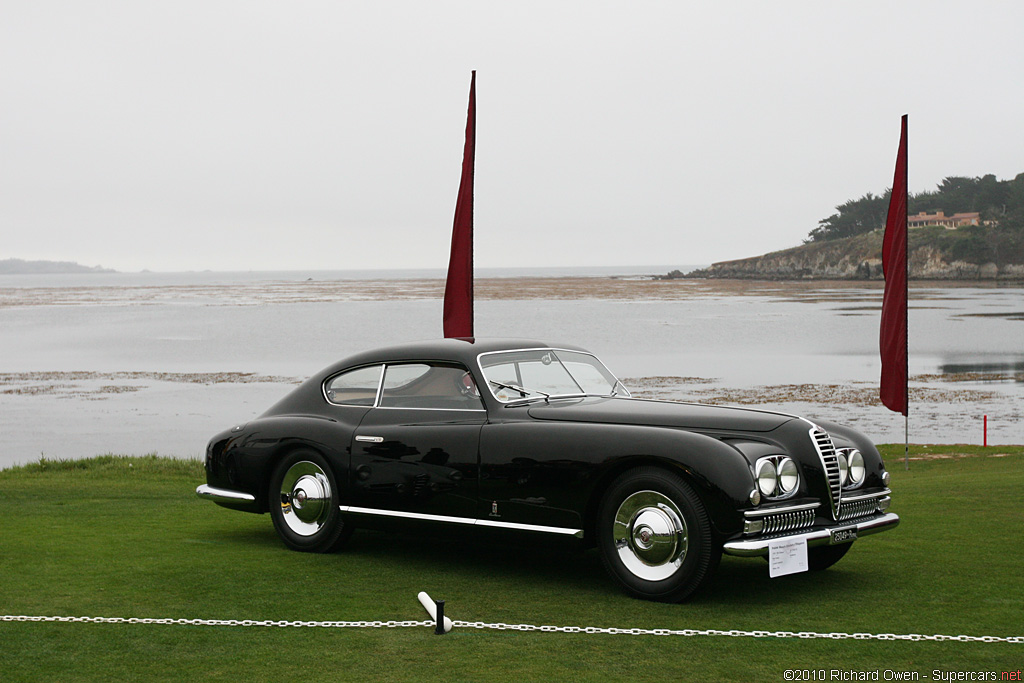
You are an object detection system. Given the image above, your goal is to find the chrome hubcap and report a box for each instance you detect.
[613,490,688,581]
[279,461,332,537]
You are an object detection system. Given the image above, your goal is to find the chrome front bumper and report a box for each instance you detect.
[721,512,900,557]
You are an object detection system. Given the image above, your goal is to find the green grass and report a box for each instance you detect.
[1,448,1022,682]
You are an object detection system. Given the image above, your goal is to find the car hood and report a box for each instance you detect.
[526,397,794,433]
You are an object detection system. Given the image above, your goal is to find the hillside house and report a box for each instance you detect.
[907,211,981,229]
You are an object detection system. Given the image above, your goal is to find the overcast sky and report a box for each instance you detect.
[3,2,1022,273]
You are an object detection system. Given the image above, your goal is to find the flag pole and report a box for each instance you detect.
[904,415,909,470]
[879,114,909,469]
[902,116,910,471]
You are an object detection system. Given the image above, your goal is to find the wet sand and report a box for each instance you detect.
[3,276,1023,311]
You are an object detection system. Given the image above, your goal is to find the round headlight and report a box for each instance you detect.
[777,457,799,494]
[837,452,849,486]
[756,459,777,496]
[847,449,865,487]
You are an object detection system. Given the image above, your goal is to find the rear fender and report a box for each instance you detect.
[220,414,356,513]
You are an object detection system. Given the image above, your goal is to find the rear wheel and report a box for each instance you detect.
[268,449,352,553]
[808,541,852,570]
[597,467,719,602]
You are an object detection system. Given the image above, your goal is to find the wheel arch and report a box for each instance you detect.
[256,440,335,513]
[222,414,355,514]
[582,456,694,546]
[581,434,753,546]
[593,462,723,602]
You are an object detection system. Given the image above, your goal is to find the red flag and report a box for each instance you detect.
[443,72,476,339]
[880,115,908,415]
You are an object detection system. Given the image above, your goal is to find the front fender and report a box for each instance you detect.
[581,424,758,539]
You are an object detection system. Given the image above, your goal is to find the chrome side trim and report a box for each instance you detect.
[196,484,256,504]
[475,518,584,538]
[342,505,473,526]
[722,513,900,557]
[340,505,584,539]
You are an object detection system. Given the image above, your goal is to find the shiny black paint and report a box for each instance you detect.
[350,407,484,518]
[201,337,889,546]
[478,413,758,539]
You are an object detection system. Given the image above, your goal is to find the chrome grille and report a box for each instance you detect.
[838,498,880,521]
[810,428,842,520]
[761,508,815,535]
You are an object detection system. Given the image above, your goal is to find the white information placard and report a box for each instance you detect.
[768,537,809,578]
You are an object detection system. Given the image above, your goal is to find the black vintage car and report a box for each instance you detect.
[197,338,898,602]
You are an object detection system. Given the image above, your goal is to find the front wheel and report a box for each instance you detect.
[597,467,719,602]
[268,449,352,553]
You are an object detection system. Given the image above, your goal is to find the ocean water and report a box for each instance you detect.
[1,270,1021,468]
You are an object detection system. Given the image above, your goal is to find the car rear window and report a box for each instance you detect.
[324,364,382,406]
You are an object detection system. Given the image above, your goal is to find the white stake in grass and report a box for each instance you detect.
[417,591,453,633]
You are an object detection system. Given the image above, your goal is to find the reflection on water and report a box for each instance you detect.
[956,312,1024,321]
[939,361,1024,382]
[0,275,1022,466]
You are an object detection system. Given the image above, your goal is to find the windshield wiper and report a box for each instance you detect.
[489,380,550,404]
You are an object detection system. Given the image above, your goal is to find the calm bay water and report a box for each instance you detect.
[1,269,1021,469]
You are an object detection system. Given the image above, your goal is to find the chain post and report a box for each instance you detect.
[434,601,446,636]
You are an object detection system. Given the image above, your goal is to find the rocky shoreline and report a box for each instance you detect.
[672,232,1024,281]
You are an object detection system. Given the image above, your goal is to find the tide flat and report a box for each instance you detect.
[1,273,1021,468]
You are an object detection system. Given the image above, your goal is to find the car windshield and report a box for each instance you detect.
[479,349,629,403]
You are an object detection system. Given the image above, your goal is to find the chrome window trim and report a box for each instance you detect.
[744,502,820,519]
[324,361,486,410]
[339,505,584,538]
[373,363,386,406]
[475,347,630,403]
[372,406,486,413]
[378,361,485,411]
[321,363,385,407]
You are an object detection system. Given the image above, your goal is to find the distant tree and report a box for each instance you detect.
[807,192,890,242]
[809,172,1024,242]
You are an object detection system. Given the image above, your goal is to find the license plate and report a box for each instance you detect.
[830,527,858,544]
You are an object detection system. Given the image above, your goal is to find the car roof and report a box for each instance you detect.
[321,338,591,376]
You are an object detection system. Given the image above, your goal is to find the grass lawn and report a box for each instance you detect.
[1,447,1022,682]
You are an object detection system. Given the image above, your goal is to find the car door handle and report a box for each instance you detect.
[355,435,384,443]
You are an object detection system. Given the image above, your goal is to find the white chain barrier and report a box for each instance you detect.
[3,614,1022,643]
[0,615,432,629]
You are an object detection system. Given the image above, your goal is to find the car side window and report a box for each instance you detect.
[324,364,383,406]
[379,363,483,410]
